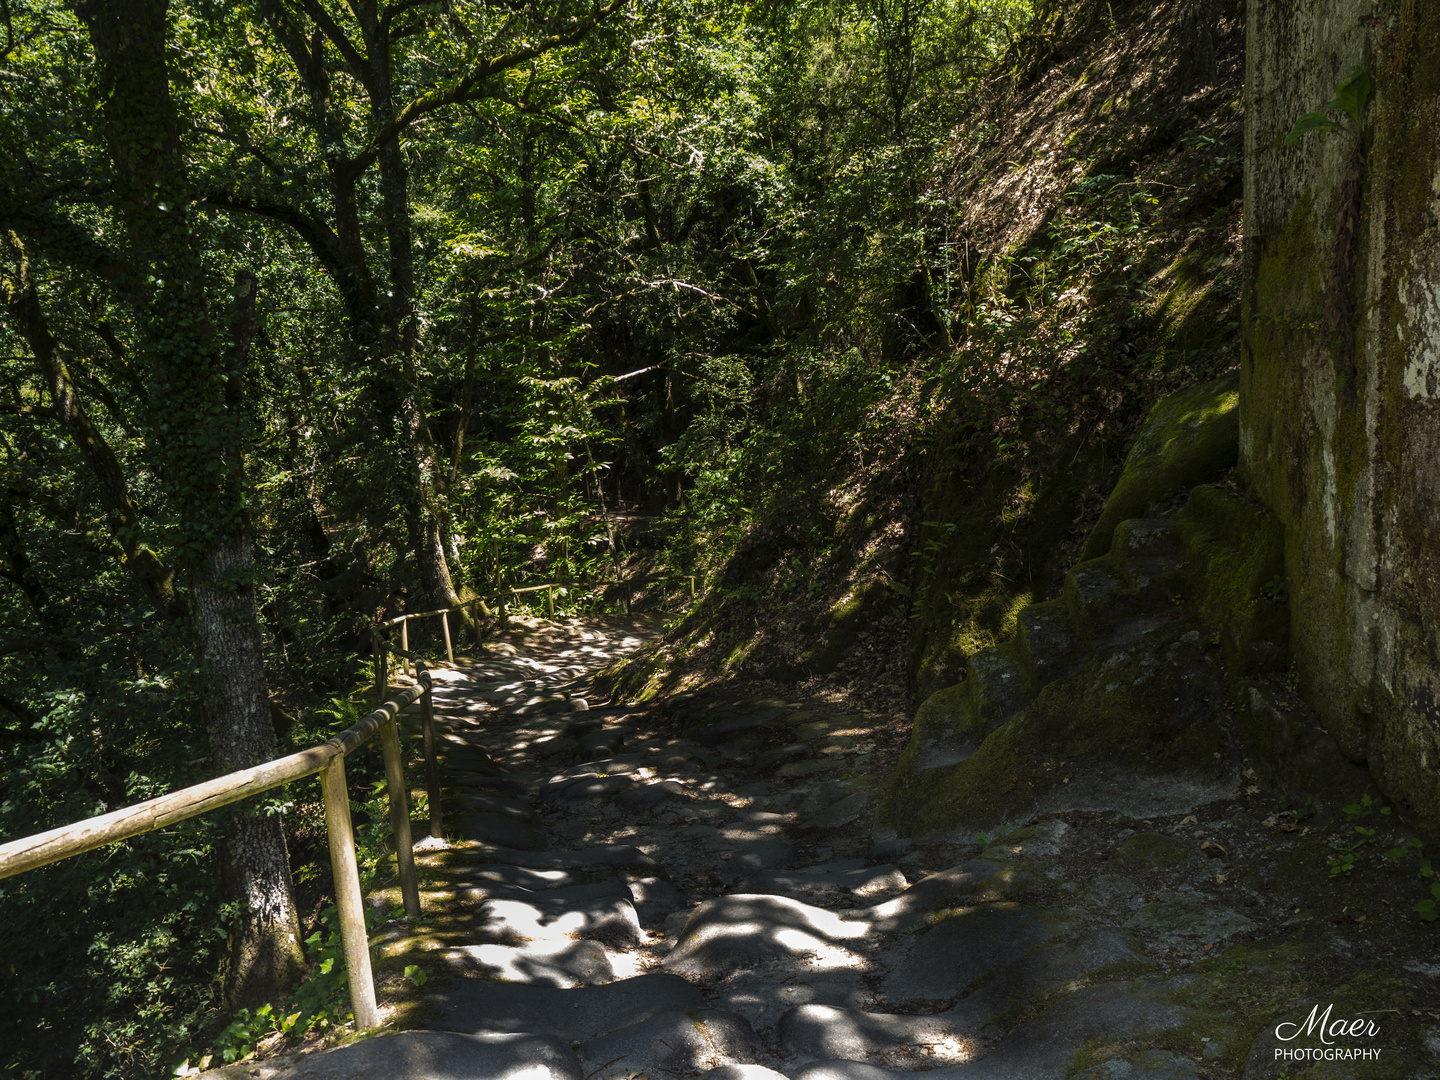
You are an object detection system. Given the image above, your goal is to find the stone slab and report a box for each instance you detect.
[1122,889,1257,949]
[430,973,705,1043]
[481,881,642,945]
[475,844,658,872]
[664,894,868,975]
[920,982,1193,1080]
[791,1063,898,1080]
[617,780,686,809]
[196,1032,582,1080]
[577,1008,761,1077]
[444,939,615,987]
[744,865,906,901]
[778,1003,959,1062]
[458,811,549,851]
[628,876,685,927]
[880,904,1065,1002]
[697,1067,792,1080]
[456,863,588,894]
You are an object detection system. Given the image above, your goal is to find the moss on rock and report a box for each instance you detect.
[1081,373,1240,561]
[888,623,1229,836]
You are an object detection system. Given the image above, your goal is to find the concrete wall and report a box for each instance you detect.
[1240,0,1440,829]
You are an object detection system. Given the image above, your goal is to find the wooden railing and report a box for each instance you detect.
[0,662,443,1030]
[0,577,698,1035]
[374,572,696,667]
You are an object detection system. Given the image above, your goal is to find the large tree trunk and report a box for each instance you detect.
[73,0,305,1008]
[194,536,304,1008]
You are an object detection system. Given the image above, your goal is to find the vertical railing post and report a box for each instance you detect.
[440,610,454,664]
[400,616,410,674]
[473,600,486,649]
[371,628,386,711]
[546,585,555,620]
[500,598,509,631]
[319,756,380,1029]
[379,717,420,917]
[416,664,443,840]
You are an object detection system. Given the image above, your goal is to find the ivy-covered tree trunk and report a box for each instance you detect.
[73,0,305,1009]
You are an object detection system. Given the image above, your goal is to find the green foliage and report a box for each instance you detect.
[1328,793,1391,876]
[1382,835,1440,923]
[1284,65,1372,144]
[202,904,370,1068]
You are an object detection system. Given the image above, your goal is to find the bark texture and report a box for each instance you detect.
[195,537,306,1009]
[1241,0,1440,829]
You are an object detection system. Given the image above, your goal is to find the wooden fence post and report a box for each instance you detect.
[379,717,420,918]
[319,756,380,1029]
[440,611,454,664]
[546,586,555,620]
[417,667,443,840]
[371,628,387,711]
[400,616,410,674]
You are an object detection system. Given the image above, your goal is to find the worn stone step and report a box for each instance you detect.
[1013,598,1086,691]
[472,843,658,872]
[454,863,588,895]
[429,973,705,1042]
[1062,556,1152,650]
[664,893,870,975]
[964,646,1032,730]
[478,880,643,945]
[196,1031,583,1079]
[457,810,548,850]
[442,939,616,987]
[576,1008,762,1078]
[878,903,1070,1002]
[455,792,535,820]
[777,1003,961,1063]
[742,863,906,902]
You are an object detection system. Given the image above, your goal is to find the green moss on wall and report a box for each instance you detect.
[1176,484,1287,674]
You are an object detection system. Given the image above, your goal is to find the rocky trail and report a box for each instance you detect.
[206,615,1436,1080]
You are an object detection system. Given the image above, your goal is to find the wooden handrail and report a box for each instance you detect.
[376,572,694,653]
[0,671,436,1031]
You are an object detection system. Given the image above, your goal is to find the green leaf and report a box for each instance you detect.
[1285,112,1341,144]
[1331,66,1372,123]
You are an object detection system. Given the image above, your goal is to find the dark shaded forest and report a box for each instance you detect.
[8,0,1435,1075]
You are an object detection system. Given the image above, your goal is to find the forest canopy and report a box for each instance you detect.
[1,0,1047,1073]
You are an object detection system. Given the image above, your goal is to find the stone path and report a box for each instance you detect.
[206,616,1436,1080]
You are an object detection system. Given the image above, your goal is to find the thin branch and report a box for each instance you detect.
[342,0,624,180]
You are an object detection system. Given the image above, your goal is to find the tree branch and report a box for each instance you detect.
[342,0,625,180]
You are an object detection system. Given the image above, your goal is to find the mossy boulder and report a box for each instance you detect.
[887,622,1230,836]
[1081,372,1239,561]
[911,682,989,748]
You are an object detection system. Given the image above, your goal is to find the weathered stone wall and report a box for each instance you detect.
[1241,0,1440,829]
